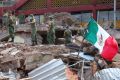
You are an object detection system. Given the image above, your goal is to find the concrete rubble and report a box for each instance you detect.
[0,12,120,80]
[0,42,71,79]
[0,35,120,80]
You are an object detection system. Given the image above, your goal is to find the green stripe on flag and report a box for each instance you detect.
[85,18,98,44]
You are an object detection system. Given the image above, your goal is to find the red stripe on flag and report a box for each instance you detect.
[101,36,118,61]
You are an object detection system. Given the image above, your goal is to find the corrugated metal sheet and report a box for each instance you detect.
[94,68,120,80]
[71,52,94,60]
[28,59,67,80]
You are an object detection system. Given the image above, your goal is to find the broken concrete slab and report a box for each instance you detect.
[14,36,25,44]
[1,47,16,55]
[0,44,5,48]
[0,43,71,77]
[10,50,21,56]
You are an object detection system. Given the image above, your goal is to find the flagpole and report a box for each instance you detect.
[97,10,99,23]
[114,0,116,29]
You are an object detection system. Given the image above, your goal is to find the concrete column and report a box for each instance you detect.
[114,0,116,28]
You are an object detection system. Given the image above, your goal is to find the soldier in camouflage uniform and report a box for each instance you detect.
[29,14,37,46]
[77,27,85,36]
[8,11,16,42]
[47,16,56,44]
[2,10,9,29]
[64,26,72,44]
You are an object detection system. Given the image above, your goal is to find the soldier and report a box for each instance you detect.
[47,16,56,44]
[64,26,72,44]
[29,14,37,46]
[8,11,16,42]
[77,26,85,37]
[2,10,9,29]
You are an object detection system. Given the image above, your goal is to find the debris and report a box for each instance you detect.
[0,69,17,80]
[0,42,71,79]
[28,59,68,80]
[65,67,79,80]
[14,36,25,44]
[113,54,120,61]
[71,52,94,61]
[0,44,5,48]
[10,50,20,56]
[1,47,16,55]
[94,68,120,80]
[0,12,120,80]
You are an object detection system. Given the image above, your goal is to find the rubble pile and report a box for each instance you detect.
[54,50,120,80]
[0,42,71,79]
[44,12,78,27]
[0,12,120,80]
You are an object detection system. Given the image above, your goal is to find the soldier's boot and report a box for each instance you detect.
[11,37,14,42]
[31,41,35,46]
[35,41,38,45]
[9,37,14,42]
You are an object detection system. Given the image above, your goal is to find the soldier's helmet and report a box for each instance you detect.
[8,11,13,16]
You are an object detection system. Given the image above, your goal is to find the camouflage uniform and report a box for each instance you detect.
[47,17,56,44]
[64,27,72,44]
[30,14,37,46]
[77,27,85,37]
[18,13,25,24]
[8,13,15,42]
[2,11,9,28]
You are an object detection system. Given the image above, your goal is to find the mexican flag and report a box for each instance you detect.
[85,18,118,61]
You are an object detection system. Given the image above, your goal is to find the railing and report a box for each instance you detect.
[19,0,91,10]
[96,0,113,5]
[19,0,47,10]
[51,0,91,7]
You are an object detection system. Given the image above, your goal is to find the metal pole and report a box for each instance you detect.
[114,0,116,29]
[108,11,109,21]
[81,60,84,80]
[97,10,99,23]
[81,13,82,26]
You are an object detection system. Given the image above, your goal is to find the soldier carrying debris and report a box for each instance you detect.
[47,16,56,44]
[29,14,37,46]
[64,26,72,44]
[8,11,16,42]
